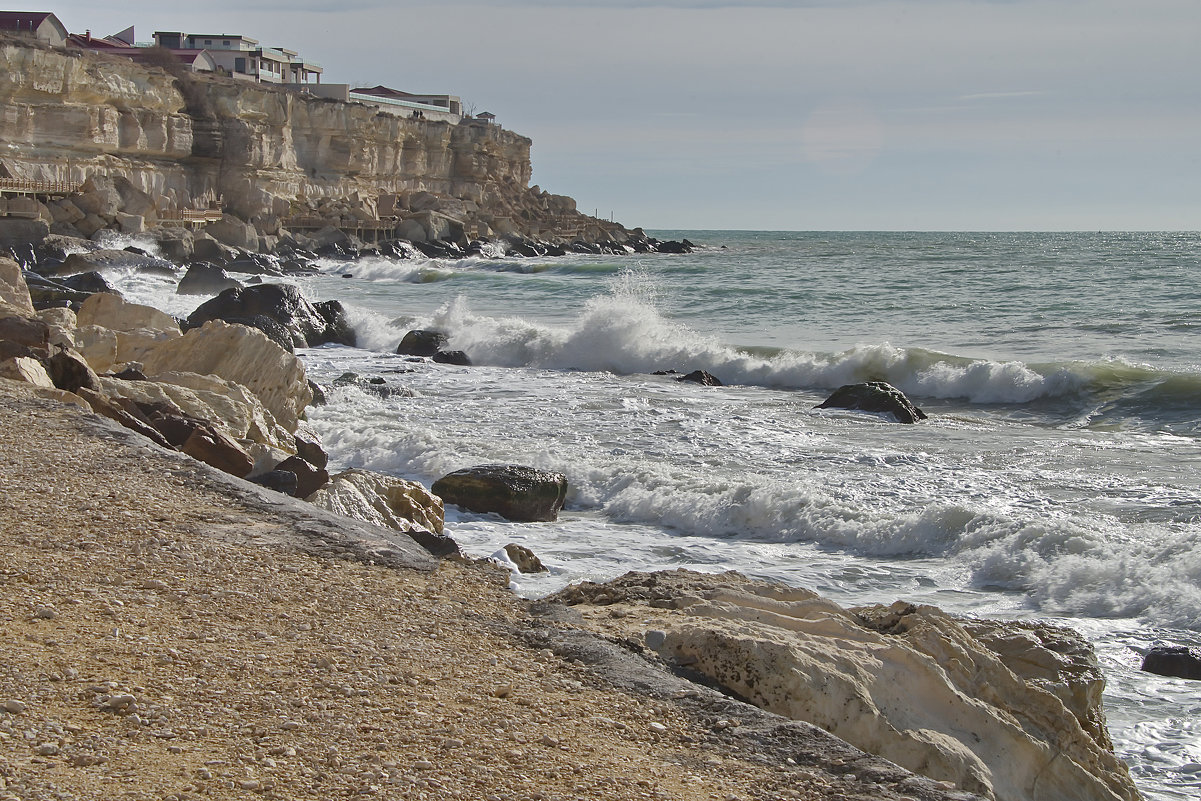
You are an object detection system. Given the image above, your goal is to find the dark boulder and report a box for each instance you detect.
[184,283,357,349]
[432,464,568,523]
[180,425,254,478]
[247,469,299,496]
[177,263,243,296]
[21,273,93,311]
[294,430,329,470]
[1141,646,1201,680]
[52,249,177,278]
[654,240,694,254]
[275,454,329,498]
[224,253,283,276]
[816,381,928,424]
[0,315,49,350]
[58,271,118,295]
[432,350,471,366]
[46,348,101,394]
[397,329,448,357]
[678,370,723,386]
[74,388,173,450]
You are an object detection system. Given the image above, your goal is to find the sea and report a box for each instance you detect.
[110,229,1201,801]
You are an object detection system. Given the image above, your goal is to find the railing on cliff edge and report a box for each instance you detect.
[0,178,82,196]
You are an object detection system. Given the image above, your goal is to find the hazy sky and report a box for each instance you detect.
[48,0,1201,231]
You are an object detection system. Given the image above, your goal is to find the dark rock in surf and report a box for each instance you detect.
[432,350,471,366]
[654,240,693,254]
[184,283,356,349]
[52,249,177,278]
[332,372,413,399]
[59,271,118,296]
[678,370,723,386]
[397,329,448,357]
[177,263,243,296]
[816,381,927,424]
[1141,646,1201,680]
[432,465,568,523]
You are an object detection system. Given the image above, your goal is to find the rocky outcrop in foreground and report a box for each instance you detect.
[552,570,1139,801]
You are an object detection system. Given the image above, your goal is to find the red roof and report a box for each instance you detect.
[0,11,55,31]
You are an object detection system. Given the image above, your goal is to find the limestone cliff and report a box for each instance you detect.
[0,36,624,245]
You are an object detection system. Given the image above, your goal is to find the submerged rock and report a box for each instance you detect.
[678,369,723,386]
[816,381,927,424]
[432,465,567,523]
[501,543,547,574]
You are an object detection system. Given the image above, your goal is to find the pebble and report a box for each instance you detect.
[33,606,57,620]
[644,630,667,650]
[648,722,668,734]
[34,742,60,756]
[3,700,27,715]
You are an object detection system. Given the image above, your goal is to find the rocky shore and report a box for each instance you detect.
[1,237,1144,801]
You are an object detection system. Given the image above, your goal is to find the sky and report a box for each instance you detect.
[45,0,1201,231]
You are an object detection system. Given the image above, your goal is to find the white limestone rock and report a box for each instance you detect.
[76,292,180,334]
[554,570,1138,801]
[0,256,34,317]
[98,371,294,452]
[306,469,444,536]
[0,356,54,388]
[140,320,312,433]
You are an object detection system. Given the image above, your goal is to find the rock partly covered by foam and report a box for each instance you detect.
[551,570,1137,801]
[141,320,312,433]
[817,381,928,424]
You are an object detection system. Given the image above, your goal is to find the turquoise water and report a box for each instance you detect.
[117,229,1201,800]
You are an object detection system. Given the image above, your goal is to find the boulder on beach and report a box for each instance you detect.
[184,283,356,349]
[432,464,568,523]
[551,569,1139,801]
[139,320,312,434]
[816,381,927,424]
[0,257,35,316]
[50,248,177,278]
[306,468,445,537]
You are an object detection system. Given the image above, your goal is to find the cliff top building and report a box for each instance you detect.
[152,30,322,85]
[0,10,67,47]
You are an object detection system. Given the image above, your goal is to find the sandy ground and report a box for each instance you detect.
[0,380,978,801]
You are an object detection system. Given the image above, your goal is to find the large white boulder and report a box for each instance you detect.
[140,320,312,433]
[76,292,180,334]
[98,371,294,452]
[0,256,35,317]
[552,570,1138,801]
[306,469,444,536]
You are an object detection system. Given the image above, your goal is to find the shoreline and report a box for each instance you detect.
[0,381,974,801]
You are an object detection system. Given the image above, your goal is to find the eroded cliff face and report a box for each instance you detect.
[0,38,604,243]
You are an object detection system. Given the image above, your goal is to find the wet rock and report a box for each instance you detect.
[678,370,723,386]
[503,543,547,574]
[1141,646,1201,680]
[432,350,471,366]
[432,465,568,523]
[816,381,927,424]
[185,283,356,349]
[331,372,412,399]
[176,263,244,296]
[58,270,118,296]
[396,329,448,357]
[51,248,177,278]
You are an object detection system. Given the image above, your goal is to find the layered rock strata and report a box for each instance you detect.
[0,36,631,250]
